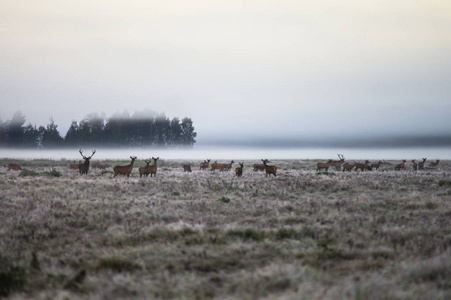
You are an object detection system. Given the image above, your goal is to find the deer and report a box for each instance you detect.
[235,163,244,177]
[253,162,265,172]
[70,161,80,170]
[92,162,108,170]
[262,159,277,177]
[211,161,225,173]
[200,159,211,170]
[354,160,370,172]
[316,159,332,172]
[222,160,235,171]
[370,161,382,171]
[147,157,159,177]
[139,160,152,178]
[78,149,96,175]
[113,156,137,178]
[183,165,192,172]
[428,159,440,167]
[411,160,418,171]
[7,163,22,171]
[418,158,427,170]
[330,154,345,171]
[394,159,407,171]
[342,162,355,172]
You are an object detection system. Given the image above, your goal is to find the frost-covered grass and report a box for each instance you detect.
[0,159,450,299]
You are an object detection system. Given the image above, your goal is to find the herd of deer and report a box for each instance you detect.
[4,150,442,177]
[316,154,440,172]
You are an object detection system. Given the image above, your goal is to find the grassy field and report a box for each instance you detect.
[0,158,450,299]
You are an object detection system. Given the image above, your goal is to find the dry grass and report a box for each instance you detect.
[0,158,450,299]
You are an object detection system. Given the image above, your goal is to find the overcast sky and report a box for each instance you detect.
[1,0,451,145]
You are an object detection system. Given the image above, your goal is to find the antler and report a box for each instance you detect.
[79,149,86,159]
[88,150,96,158]
[337,154,345,160]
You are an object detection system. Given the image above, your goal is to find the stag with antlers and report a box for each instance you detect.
[330,154,345,171]
[78,149,96,175]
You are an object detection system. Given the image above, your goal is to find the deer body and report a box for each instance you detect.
[317,160,332,172]
[370,161,382,171]
[394,160,407,171]
[7,163,22,171]
[253,163,265,172]
[113,156,137,178]
[78,149,96,175]
[211,162,225,173]
[418,158,427,170]
[354,160,370,172]
[183,165,192,172]
[147,157,159,177]
[411,160,418,171]
[428,159,440,167]
[330,154,345,171]
[200,159,211,170]
[139,160,151,178]
[262,159,277,177]
[235,163,244,177]
[222,160,234,171]
[342,163,354,172]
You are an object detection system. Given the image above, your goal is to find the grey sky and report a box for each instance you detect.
[1,0,451,145]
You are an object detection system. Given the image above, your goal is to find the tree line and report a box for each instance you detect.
[0,110,197,148]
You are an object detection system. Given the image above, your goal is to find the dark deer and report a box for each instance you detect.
[428,159,440,167]
[183,165,192,172]
[411,160,418,171]
[253,162,265,172]
[147,157,159,177]
[394,159,407,171]
[354,160,370,172]
[418,158,427,170]
[7,163,22,171]
[342,162,355,172]
[330,154,345,171]
[317,159,332,172]
[113,156,137,178]
[139,160,151,178]
[235,163,244,177]
[78,149,96,175]
[222,160,235,171]
[262,159,277,177]
[370,161,382,171]
[200,159,211,170]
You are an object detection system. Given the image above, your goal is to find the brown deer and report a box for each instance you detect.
[418,158,427,170]
[200,159,211,170]
[411,160,418,171]
[342,162,355,172]
[354,160,370,172]
[428,159,440,167]
[262,159,277,177]
[139,160,152,178]
[394,159,407,171]
[78,149,96,175]
[317,159,332,172]
[235,163,244,177]
[370,161,382,171]
[92,162,108,170]
[147,157,159,177]
[70,161,80,170]
[7,163,22,171]
[113,156,137,178]
[330,154,345,171]
[253,162,265,172]
[183,165,192,172]
[222,160,235,171]
[211,161,225,173]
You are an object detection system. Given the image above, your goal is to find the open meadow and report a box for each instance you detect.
[1,158,450,299]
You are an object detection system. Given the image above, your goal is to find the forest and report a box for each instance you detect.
[0,110,197,148]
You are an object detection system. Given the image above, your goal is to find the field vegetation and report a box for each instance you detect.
[0,158,450,299]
